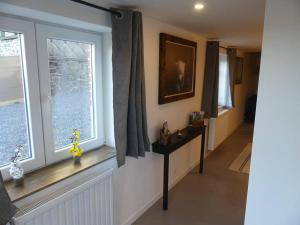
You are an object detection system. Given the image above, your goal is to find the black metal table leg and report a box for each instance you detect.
[199,128,206,174]
[163,154,169,210]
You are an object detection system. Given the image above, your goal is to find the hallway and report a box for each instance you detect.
[134,124,253,225]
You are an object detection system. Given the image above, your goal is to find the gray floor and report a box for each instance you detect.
[133,124,253,225]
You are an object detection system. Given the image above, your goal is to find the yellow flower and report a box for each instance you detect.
[68,145,75,154]
[68,129,84,158]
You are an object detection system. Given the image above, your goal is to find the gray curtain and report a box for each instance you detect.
[111,9,150,167]
[201,41,219,118]
[227,48,237,107]
[0,172,17,225]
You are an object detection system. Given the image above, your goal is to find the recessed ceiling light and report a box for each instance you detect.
[194,3,204,10]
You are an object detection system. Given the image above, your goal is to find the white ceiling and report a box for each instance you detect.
[97,0,266,51]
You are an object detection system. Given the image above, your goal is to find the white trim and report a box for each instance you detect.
[0,16,45,180]
[36,24,104,165]
[102,33,115,147]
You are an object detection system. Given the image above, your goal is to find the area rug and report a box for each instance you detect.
[229,143,252,174]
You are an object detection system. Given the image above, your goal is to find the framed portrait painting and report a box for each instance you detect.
[159,33,197,104]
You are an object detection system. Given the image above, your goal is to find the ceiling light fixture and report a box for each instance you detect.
[194,3,204,10]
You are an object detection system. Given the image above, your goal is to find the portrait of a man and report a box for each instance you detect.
[159,33,197,104]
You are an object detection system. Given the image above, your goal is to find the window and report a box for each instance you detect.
[0,17,45,179]
[0,32,31,166]
[47,39,95,150]
[36,24,104,164]
[0,17,104,179]
[218,52,232,110]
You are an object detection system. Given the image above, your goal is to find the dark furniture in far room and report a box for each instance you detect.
[152,125,206,210]
[244,95,257,123]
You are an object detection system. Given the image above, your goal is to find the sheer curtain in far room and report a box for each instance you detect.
[218,53,232,108]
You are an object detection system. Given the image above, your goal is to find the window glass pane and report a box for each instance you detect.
[47,38,95,150]
[0,31,31,167]
[218,53,232,107]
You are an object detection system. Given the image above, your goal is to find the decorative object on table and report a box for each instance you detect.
[235,57,244,84]
[160,121,171,146]
[159,33,197,104]
[189,111,205,128]
[9,145,24,187]
[68,129,83,164]
[176,129,183,138]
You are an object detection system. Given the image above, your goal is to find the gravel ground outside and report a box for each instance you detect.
[0,90,93,167]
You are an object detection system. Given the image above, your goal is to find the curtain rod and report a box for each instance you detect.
[70,0,122,18]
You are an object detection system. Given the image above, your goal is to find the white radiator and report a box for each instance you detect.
[15,169,113,225]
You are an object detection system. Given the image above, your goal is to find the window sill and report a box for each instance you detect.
[5,146,116,202]
[218,107,231,116]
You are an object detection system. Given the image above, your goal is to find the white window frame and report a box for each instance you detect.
[0,16,45,180]
[36,24,104,164]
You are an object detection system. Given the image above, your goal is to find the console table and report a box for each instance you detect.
[152,125,206,210]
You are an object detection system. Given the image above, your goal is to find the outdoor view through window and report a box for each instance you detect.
[47,38,95,151]
[0,31,31,167]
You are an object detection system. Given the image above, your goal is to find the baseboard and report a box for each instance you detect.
[120,160,200,225]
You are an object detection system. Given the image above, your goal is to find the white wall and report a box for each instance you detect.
[113,17,206,225]
[245,0,300,224]
[1,1,206,225]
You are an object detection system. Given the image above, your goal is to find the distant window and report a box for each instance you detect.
[218,53,232,110]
